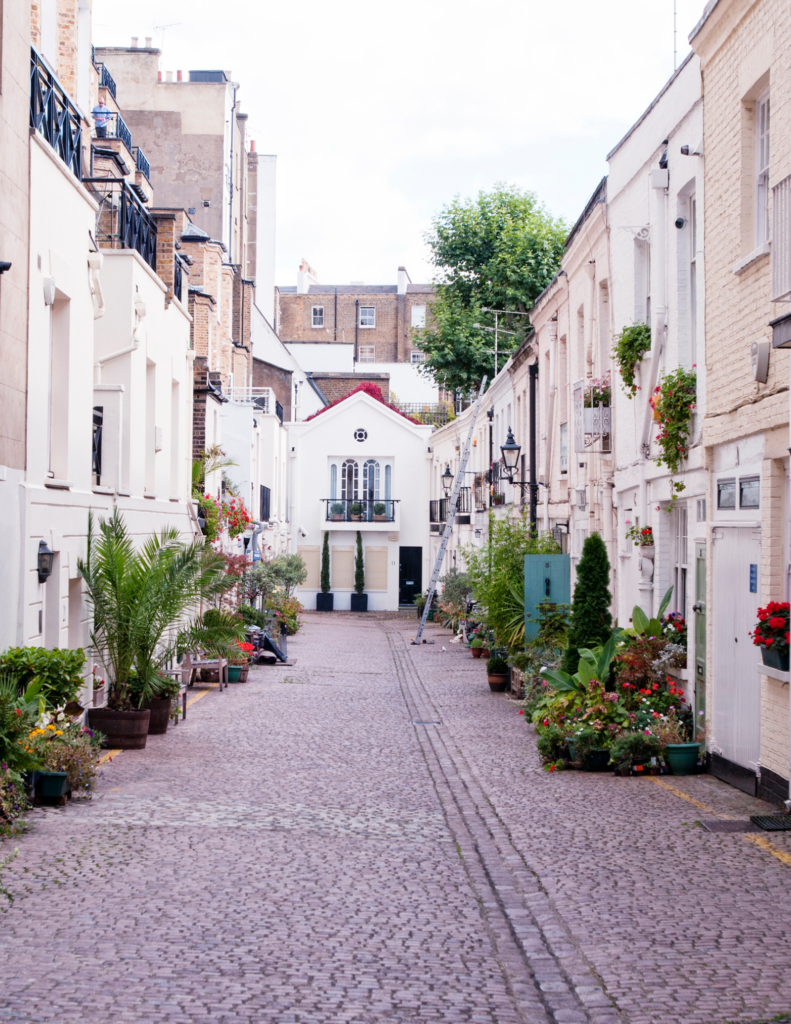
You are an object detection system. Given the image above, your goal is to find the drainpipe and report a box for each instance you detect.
[529,361,539,534]
[354,299,359,367]
[543,316,558,533]
[228,84,238,261]
[94,296,145,384]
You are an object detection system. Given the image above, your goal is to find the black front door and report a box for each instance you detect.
[399,547,422,605]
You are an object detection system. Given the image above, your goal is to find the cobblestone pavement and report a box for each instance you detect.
[1,613,791,1024]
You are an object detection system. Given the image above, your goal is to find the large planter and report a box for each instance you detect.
[87,708,150,750]
[481,648,491,659]
[761,647,790,672]
[144,697,172,735]
[351,593,368,612]
[665,742,700,776]
[373,515,387,522]
[487,673,509,692]
[581,748,611,772]
[227,665,244,683]
[471,647,483,659]
[316,592,334,612]
[38,771,70,800]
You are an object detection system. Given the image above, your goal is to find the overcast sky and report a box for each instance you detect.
[93,0,706,289]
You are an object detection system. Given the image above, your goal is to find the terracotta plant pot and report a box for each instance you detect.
[87,708,150,750]
[144,696,172,735]
[488,673,508,692]
[331,514,344,521]
[373,515,387,522]
[481,648,491,659]
[471,647,483,659]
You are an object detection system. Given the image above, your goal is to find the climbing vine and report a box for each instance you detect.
[613,323,651,398]
[653,367,697,499]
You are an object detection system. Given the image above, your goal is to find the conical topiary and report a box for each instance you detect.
[320,532,330,593]
[560,532,612,675]
[354,531,365,595]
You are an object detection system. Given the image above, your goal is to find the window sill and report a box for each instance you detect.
[44,478,72,490]
[733,242,770,275]
[92,485,115,495]
[143,492,158,499]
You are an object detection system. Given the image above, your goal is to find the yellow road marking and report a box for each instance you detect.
[650,776,791,869]
[96,686,218,765]
[97,749,121,765]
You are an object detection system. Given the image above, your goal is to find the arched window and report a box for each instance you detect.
[362,459,380,501]
[329,464,337,500]
[341,459,358,501]
[384,465,392,500]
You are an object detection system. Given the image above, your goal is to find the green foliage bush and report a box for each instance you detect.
[613,323,651,397]
[0,647,86,707]
[536,724,569,764]
[561,534,612,675]
[486,655,508,674]
[320,532,330,593]
[609,731,660,767]
[354,532,365,595]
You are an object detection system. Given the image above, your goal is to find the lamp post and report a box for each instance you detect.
[441,464,454,497]
[499,416,540,535]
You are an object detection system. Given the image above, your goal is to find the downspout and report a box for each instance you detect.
[529,361,539,534]
[94,296,145,384]
[354,298,359,367]
[543,317,558,533]
[228,84,237,261]
[334,288,338,342]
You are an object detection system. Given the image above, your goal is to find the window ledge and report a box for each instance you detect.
[733,242,770,275]
[92,485,115,495]
[44,478,73,490]
[143,492,158,499]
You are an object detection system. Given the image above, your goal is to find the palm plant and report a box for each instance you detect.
[78,510,240,708]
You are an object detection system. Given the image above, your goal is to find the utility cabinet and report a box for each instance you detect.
[524,554,571,643]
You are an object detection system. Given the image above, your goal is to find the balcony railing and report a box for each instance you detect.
[391,401,455,426]
[573,380,612,453]
[91,48,118,100]
[772,174,791,302]
[324,498,398,523]
[133,145,151,181]
[87,177,157,269]
[174,253,187,302]
[30,47,82,179]
[92,110,132,151]
[429,487,473,523]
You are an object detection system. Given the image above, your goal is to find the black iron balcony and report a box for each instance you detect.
[133,145,151,180]
[86,177,158,270]
[324,498,398,523]
[30,47,82,179]
[429,486,473,523]
[92,110,132,151]
[91,48,118,100]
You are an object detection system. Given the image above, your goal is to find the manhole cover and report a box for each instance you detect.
[413,720,440,725]
[750,813,791,831]
[701,820,762,833]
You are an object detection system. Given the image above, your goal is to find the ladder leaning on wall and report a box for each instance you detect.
[412,376,488,646]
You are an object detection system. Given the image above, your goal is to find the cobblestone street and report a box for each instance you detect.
[2,613,791,1024]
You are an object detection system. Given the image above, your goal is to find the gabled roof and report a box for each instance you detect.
[304,381,420,424]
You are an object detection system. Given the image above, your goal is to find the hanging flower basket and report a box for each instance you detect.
[752,601,790,671]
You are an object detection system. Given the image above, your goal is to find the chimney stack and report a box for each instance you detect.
[250,139,256,152]
[145,36,152,47]
[177,70,183,82]
[158,71,162,82]
[131,36,138,48]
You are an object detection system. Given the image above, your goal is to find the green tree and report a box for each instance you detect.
[561,533,612,675]
[354,532,365,595]
[415,184,567,392]
[320,532,330,593]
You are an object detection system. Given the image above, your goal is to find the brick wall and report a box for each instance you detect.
[252,358,293,421]
[192,356,210,459]
[309,373,390,404]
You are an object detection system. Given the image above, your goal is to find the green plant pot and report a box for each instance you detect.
[665,742,700,775]
[227,665,243,683]
[581,748,611,773]
[38,771,70,799]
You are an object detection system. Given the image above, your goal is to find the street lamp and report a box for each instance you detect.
[500,428,521,478]
[441,464,454,497]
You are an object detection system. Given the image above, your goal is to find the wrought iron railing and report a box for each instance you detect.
[324,498,398,523]
[88,178,157,269]
[391,401,455,426]
[429,487,473,523]
[174,253,186,302]
[133,145,151,180]
[93,58,117,99]
[30,47,82,179]
[92,406,103,485]
[772,174,791,302]
[573,380,612,453]
[92,110,132,151]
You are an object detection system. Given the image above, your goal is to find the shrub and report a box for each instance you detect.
[266,594,303,635]
[373,502,386,516]
[561,533,612,675]
[0,647,86,708]
[571,727,603,758]
[536,724,569,764]
[330,502,344,515]
[0,765,27,837]
[487,655,508,674]
[609,731,660,767]
[354,532,365,595]
[350,502,364,516]
[237,603,267,628]
[470,637,484,648]
[320,532,330,593]
[0,676,45,772]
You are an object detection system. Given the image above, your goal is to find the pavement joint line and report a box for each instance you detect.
[650,775,791,869]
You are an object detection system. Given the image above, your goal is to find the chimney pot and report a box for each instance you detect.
[250,140,256,152]
[131,36,138,47]
[166,70,173,83]
[145,36,152,47]
[177,70,183,81]
[158,71,162,82]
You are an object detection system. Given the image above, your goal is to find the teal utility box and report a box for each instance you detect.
[524,554,571,642]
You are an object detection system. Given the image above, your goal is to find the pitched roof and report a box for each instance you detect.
[564,177,607,250]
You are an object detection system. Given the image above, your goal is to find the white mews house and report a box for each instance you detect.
[288,389,432,611]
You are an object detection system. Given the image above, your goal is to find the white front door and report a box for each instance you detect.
[711,526,761,772]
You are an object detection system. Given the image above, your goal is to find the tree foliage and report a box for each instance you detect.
[561,533,612,675]
[414,184,567,392]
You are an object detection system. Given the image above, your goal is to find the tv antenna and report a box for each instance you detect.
[154,22,181,57]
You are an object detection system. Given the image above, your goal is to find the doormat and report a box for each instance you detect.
[750,813,791,831]
[701,820,762,833]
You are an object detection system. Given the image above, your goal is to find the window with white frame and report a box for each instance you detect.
[756,91,770,246]
[341,459,358,500]
[359,306,375,328]
[671,505,688,616]
[363,459,380,500]
[410,350,426,364]
[358,345,375,362]
[411,305,426,328]
[311,306,324,328]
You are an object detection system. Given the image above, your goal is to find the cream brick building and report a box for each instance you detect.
[691,0,791,803]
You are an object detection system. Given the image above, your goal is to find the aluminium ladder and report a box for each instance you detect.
[412,376,488,645]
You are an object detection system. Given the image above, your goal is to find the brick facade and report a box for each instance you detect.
[252,358,293,421]
[308,372,390,404]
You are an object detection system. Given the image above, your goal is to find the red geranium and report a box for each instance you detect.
[751,602,790,652]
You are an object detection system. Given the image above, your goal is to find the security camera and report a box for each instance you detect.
[675,217,686,229]
[298,525,308,538]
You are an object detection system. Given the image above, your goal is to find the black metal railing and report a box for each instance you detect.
[260,485,271,522]
[174,253,186,301]
[92,406,103,484]
[391,401,455,426]
[87,177,157,269]
[92,54,118,99]
[275,401,284,424]
[324,498,398,523]
[429,487,473,523]
[30,47,82,179]
[92,110,132,151]
[133,145,150,180]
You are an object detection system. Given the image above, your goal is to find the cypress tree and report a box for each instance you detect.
[354,531,365,595]
[561,532,612,675]
[320,532,330,593]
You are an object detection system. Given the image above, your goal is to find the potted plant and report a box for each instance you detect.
[372,502,387,522]
[349,501,364,521]
[651,710,699,775]
[573,727,611,773]
[612,323,651,398]
[609,731,660,776]
[491,492,504,506]
[316,531,334,611]
[470,637,484,659]
[92,667,106,707]
[751,600,790,672]
[486,655,509,692]
[351,531,368,612]
[625,523,654,553]
[330,501,345,522]
[129,673,181,734]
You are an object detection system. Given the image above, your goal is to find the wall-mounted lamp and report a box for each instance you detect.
[441,464,454,497]
[37,540,54,584]
[500,427,521,479]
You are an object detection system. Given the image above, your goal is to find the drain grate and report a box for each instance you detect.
[412,720,441,725]
[750,813,791,831]
[701,819,762,833]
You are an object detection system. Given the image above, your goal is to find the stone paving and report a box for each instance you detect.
[1,612,791,1024]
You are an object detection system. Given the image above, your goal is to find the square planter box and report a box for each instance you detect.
[351,594,368,612]
[37,771,70,801]
[762,647,790,672]
[316,593,334,612]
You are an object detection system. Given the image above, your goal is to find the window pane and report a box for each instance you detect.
[740,476,760,509]
[717,479,736,509]
[312,306,324,327]
[359,346,375,363]
[411,305,426,328]
[411,350,426,364]
[359,306,375,327]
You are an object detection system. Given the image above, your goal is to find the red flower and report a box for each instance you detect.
[769,617,786,630]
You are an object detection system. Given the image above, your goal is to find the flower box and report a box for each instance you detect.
[373,514,387,522]
[761,647,790,672]
[38,771,70,800]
